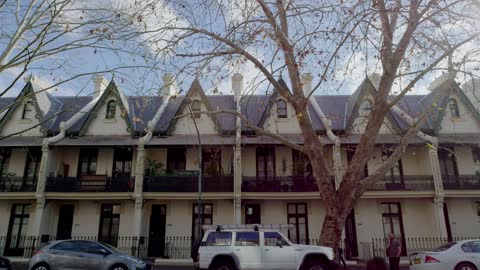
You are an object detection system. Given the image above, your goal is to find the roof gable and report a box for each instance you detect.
[78,80,134,136]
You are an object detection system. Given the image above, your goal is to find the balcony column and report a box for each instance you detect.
[32,139,50,237]
[428,140,448,238]
[133,144,146,237]
[232,73,243,224]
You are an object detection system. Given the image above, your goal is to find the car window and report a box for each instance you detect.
[462,241,480,253]
[76,241,105,253]
[51,241,77,251]
[205,232,232,246]
[264,232,290,247]
[433,242,457,252]
[235,232,259,246]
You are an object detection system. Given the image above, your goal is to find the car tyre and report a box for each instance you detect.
[110,264,128,270]
[211,259,236,270]
[456,262,478,270]
[31,263,50,270]
[303,259,329,270]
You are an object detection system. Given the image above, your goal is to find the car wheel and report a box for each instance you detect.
[303,260,328,270]
[212,260,236,270]
[457,262,478,270]
[31,263,50,270]
[110,264,127,270]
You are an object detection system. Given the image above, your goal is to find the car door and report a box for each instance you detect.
[234,232,262,270]
[75,241,108,270]
[49,241,86,270]
[262,232,297,270]
[462,241,480,267]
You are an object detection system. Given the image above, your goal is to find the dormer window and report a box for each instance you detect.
[362,100,373,112]
[22,101,34,119]
[106,100,116,119]
[448,98,460,117]
[191,100,201,118]
[277,99,287,118]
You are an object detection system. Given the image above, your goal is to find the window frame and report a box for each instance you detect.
[106,100,117,119]
[191,100,201,118]
[256,146,275,178]
[77,149,98,177]
[98,204,121,246]
[448,98,460,118]
[461,241,480,253]
[235,231,260,246]
[264,231,290,247]
[287,203,309,244]
[277,99,288,118]
[381,202,407,256]
[245,204,261,224]
[21,101,34,120]
[205,232,232,246]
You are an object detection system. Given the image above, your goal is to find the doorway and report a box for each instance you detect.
[148,205,167,257]
[443,202,453,241]
[56,205,74,240]
[287,203,309,244]
[344,210,358,259]
[381,202,407,256]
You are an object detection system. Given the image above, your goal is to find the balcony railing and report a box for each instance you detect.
[443,175,480,190]
[143,175,233,192]
[0,176,37,192]
[367,175,435,191]
[45,175,134,192]
[242,176,319,192]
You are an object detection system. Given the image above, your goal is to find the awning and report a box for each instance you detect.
[53,136,137,146]
[0,136,43,147]
[148,135,235,145]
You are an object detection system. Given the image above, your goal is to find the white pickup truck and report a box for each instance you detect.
[194,225,335,270]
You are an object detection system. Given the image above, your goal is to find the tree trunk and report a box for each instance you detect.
[319,200,350,251]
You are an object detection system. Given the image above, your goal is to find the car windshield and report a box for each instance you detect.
[100,242,122,254]
[432,242,457,252]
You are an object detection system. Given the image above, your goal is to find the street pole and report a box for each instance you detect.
[188,104,202,240]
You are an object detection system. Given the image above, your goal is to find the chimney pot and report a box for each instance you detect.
[92,75,107,97]
[162,73,177,96]
[232,73,243,102]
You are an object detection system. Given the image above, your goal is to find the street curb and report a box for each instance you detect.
[154,259,193,266]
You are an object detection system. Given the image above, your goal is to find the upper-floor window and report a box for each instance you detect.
[277,99,287,118]
[361,100,373,112]
[382,149,404,182]
[22,101,34,120]
[191,100,201,118]
[106,100,116,119]
[448,98,460,118]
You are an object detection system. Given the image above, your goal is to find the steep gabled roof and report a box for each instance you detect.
[345,78,402,133]
[77,80,134,136]
[0,80,63,135]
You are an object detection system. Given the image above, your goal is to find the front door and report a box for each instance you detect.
[381,202,407,256]
[345,209,358,259]
[262,231,296,270]
[57,205,74,240]
[148,205,166,257]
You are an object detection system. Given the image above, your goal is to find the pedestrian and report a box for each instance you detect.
[336,247,347,269]
[386,233,401,270]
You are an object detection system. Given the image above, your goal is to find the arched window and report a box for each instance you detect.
[22,101,34,119]
[277,99,287,118]
[191,100,201,118]
[448,98,460,117]
[106,100,116,119]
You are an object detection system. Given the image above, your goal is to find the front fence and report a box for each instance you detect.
[372,236,480,257]
[0,235,192,259]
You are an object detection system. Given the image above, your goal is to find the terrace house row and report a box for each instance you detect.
[0,73,479,259]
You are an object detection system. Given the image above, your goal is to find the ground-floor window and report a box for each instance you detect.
[381,202,406,255]
[287,203,309,244]
[192,204,213,241]
[5,204,31,256]
[476,201,480,218]
[245,204,261,224]
[98,204,120,246]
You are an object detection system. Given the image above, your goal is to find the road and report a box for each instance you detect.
[12,262,410,270]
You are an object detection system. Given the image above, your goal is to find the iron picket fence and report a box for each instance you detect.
[0,235,192,259]
[372,236,480,257]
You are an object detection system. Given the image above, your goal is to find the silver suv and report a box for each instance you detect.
[196,225,335,270]
[28,240,153,270]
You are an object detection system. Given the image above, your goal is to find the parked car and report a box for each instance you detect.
[0,256,12,270]
[28,239,154,270]
[195,224,335,270]
[409,240,480,270]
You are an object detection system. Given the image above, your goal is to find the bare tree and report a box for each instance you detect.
[128,0,480,248]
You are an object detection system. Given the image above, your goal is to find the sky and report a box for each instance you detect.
[1,0,479,100]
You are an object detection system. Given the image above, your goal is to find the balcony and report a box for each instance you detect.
[242,176,319,192]
[45,175,134,192]
[0,177,37,192]
[367,175,435,191]
[443,175,480,190]
[143,175,233,192]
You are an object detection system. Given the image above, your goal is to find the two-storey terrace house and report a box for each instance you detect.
[0,73,479,259]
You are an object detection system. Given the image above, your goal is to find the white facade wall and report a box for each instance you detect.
[85,95,130,136]
[446,198,480,237]
[0,101,43,137]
